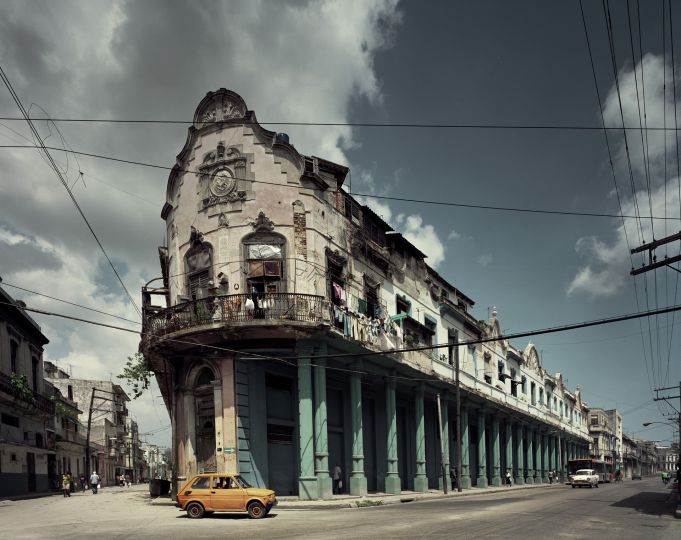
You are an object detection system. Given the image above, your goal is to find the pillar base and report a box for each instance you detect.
[298,477,319,500]
[515,476,525,485]
[492,475,502,487]
[461,475,471,489]
[525,476,534,484]
[349,475,367,497]
[542,476,549,483]
[414,475,428,493]
[476,476,488,488]
[317,476,333,499]
[385,474,401,494]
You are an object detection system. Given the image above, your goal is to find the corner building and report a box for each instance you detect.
[141,89,591,499]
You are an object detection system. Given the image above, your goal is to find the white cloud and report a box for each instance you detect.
[448,229,461,241]
[568,53,681,299]
[478,253,493,267]
[0,0,403,444]
[402,214,446,268]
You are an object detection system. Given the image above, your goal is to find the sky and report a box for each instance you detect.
[0,0,679,448]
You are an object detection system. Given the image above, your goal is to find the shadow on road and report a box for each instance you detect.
[610,491,676,517]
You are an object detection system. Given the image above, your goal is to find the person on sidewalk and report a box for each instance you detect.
[332,464,342,495]
[548,470,554,484]
[505,469,512,486]
[90,471,100,494]
[61,473,71,497]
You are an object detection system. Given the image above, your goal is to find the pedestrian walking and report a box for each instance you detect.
[61,473,71,497]
[505,469,512,486]
[332,464,342,495]
[90,471,100,494]
[548,470,553,484]
[79,474,87,491]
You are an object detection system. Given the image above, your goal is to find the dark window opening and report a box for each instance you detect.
[31,357,39,392]
[447,330,459,366]
[367,220,386,247]
[1,413,19,427]
[360,282,380,317]
[67,385,73,401]
[396,295,410,315]
[10,340,18,374]
[267,424,293,445]
[497,360,505,379]
[196,368,214,387]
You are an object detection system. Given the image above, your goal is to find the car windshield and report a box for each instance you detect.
[235,475,252,488]
[575,470,593,476]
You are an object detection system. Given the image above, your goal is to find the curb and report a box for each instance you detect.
[275,482,565,510]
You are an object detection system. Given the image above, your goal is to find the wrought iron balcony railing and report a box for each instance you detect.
[144,293,328,337]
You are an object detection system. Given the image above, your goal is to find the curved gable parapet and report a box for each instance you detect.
[523,343,541,371]
[164,89,306,213]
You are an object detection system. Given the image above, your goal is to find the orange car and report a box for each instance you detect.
[177,473,277,519]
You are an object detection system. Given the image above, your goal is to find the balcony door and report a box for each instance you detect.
[195,369,216,473]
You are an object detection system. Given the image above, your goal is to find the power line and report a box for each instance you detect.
[3,143,681,222]
[5,116,681,131]
[1,281,140,326]
[5,298,681,363]
[0,66,143,320]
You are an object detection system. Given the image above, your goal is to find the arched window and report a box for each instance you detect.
[196,367,214,387]
[242,218,286,294]
[184,227,213,299]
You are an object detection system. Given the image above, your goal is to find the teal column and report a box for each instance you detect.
[534,431,541,483]
[384,376,401,494]
[515,423,524,485]
[542,434,549,483]
[439,394,450,491]
[547,436,554,476]
[349,365,367,496]
[504,419,512,484]
[414,384,428,492]
[477,408,488,487]
[491,415,501,486]
[313,357,332,499]
[461,404,471,489]
[297,348,317,499]
[552,436,558,480]
[526,428,534,484]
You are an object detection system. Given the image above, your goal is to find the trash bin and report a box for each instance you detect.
[149,479,161,497]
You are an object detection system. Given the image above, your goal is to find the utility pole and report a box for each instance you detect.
[85,387,116,478]
[436,393,447,494]
[630,231,681,275]
[652,382,681,459]
[453,343,462,492]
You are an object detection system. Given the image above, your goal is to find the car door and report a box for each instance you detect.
[183,475,212,510]
[210,476,246,511]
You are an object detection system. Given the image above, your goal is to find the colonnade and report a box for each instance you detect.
[296,348,590,499]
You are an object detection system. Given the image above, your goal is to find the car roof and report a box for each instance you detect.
[193,473,236,477]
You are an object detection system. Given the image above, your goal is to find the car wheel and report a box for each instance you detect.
[572,485,576,488]
[186,502,205,519]
[248,501,266,519]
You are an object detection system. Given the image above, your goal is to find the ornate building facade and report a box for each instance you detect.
[141,89,591,499]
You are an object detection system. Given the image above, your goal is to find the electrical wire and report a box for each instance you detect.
[2,116,681,131]
[0,65,143,320]
[2,143,681,222]
[1,281,141,326]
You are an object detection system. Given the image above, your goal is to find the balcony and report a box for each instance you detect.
[143,293,327,338]
[0,372,55,416]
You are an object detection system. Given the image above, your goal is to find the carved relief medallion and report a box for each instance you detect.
[210,169,236,197]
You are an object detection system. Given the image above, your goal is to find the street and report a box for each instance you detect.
[0,479,678,539]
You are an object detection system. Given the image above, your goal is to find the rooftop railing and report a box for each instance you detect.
[144,293,327,337]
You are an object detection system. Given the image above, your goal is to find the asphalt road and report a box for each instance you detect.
[1,478,679,539]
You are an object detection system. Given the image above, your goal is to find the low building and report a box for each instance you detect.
[656,443,679,473]
[44,363,134,486]
[588,408,616,466]
[46,382,86,486]
[0,284,54,497]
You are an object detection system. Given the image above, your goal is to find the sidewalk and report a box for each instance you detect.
[0,483,148,503]
[150,481,565,510]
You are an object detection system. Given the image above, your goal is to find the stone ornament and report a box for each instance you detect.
[252,211,274,232]
[218,213,229,228]
[210,169,237,198]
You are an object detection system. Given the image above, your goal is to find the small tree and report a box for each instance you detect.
[117,353,152,399]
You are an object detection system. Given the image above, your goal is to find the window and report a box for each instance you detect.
[191,476,211,489]
[447,329,459,366]
[185,239,213,299]
[10,340,18,374]
[531,382,536,405]
[396,295,411,315]
[361,281,380,317]
[244,233,286,294]
[344,195,362,224]
[510,368,517,396]
[67,385,73,401]
[1,413,19,427]
[497,360,505,379]
[521,376,527,395]
[539,388,544,405]
[31,357,39,392]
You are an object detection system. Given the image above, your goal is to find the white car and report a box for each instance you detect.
[571,469,599,488]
